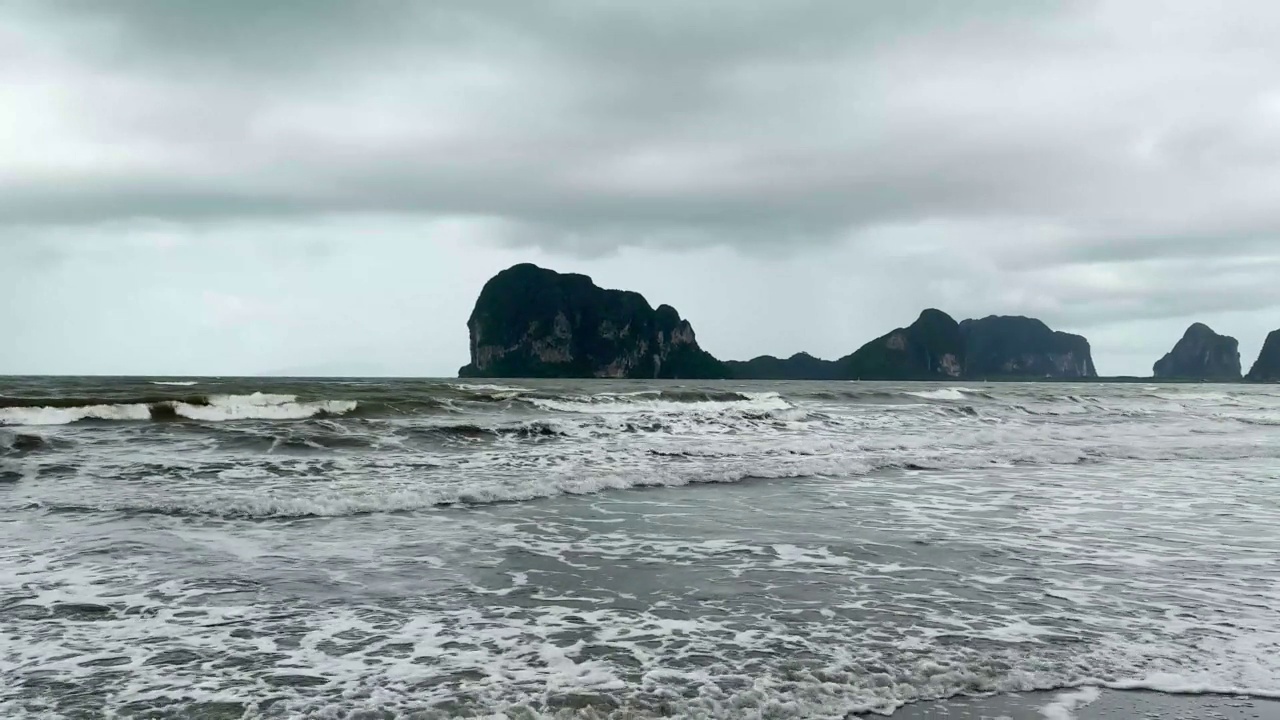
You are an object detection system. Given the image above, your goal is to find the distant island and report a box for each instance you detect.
[458,264,725,379]
[1152,323,1241,380]
[722,309,1095,381]
[459,264,1278,382]
[1247,330,1280,382]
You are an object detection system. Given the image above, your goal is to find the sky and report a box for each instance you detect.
[2,1,1279,377]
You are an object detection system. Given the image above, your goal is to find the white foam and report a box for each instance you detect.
[905,387,975,401]
[173,396,357,421]
[50,459,850,518]
[1153,391,1238,403]
[208,392,298,406]
[8,381,1280,717]
[1038,687,1101,720]
[0,403,152,426]
[0,393,357,426]
[451,383,532,394]
[771,543,853,567]
[526,391,791,415]
[9,452,1280,718]
[150,381,199,386]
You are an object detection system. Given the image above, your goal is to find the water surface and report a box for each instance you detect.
[2,378,1278,717]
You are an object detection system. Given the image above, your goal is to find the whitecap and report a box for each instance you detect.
[904,387,974,401]
[0,392,358,426]
[526,391,791,416]
[0,403,152,426]
[172,394,357,421]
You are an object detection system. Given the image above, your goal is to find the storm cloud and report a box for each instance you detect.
[2,0,1279,375]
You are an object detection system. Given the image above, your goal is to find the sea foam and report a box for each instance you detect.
[0,392,357,425]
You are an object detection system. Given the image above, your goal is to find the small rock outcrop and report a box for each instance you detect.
[1245,330,1280,382]
[458,264,728,379]
[725,352,840,380]
[1153,323,1241,380]
[959,316,1097,379]
[837,309,966,380]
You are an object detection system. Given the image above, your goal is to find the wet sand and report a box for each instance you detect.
[888,689,1280,719]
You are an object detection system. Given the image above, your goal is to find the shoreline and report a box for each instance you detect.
[887,689,1280,719]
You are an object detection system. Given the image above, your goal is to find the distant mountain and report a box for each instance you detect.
[725,352,840,380]
[1153,323,1241,380]
[458,265,1100,381]
[959,316,1097,379]
[1245,330,1280,382]
[836,309,965,380]
[458,264,728,379]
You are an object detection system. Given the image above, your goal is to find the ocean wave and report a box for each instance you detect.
[1098,678,1280,700]
[904,387,988,401]
[403,421,570,441]
[150,381,199,386]
[37,437,1280,518]
[447,383,533,401]
[0,402,154,425]
[0,432,55,455]
[451,386,785,407]
[171,394,357,422]
[0,392,358,426]
[29,466,827,519]
[0,394,204,409]
[449,383,532,393]
[211,426,388,453]
[524,391,791,415]
[1220,414,1280,426]
[0,389,793,426]
[1150,391,1241,403]
[0,384,1111,427]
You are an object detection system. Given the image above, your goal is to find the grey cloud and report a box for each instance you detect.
[4,0,1280,376]
[35,1,1035,71]
[7,0,1279,276]
[0,1,1176,239]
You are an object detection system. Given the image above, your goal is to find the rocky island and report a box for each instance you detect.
[1246,330,1280,382]
[1152,323,1242,380]
[960,316,1097,379]
[461,264,1104,381]
[718,313,1096,380]
[458,264,728,379]
[723,353,841,381]
[836,309,966,380]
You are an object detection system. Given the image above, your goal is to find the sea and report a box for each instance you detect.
[1,377,1278,719]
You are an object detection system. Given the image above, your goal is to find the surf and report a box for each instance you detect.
[0,392,359,425]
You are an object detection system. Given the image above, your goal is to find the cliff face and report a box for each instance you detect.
[1245,330,1280,382]
[959,316,1097,379]
[837,309,966,380]
[725,352,840,380]
[458,264,728,379]
[1152,323,1241,380]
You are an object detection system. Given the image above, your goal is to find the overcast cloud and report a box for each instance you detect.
[2,0,1279,376]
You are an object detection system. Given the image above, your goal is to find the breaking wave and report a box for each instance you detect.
[904,387,992,401]
[0,387,795,426]
[0,393,358,426]
[523,391,790,415]
[11,382,1224,429]
[0,432,56,455]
